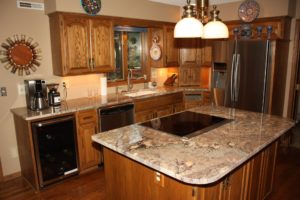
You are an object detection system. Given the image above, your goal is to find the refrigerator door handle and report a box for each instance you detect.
[234,54,240,102]
[231,54,236,103]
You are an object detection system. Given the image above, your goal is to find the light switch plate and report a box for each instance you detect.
[0,87,7,96]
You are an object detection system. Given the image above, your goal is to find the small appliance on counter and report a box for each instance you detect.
[46,83,61,107]
[24,79,48,111]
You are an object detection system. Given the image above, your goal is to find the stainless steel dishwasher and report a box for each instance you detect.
[98,103,135,132]
[97,103,134,166]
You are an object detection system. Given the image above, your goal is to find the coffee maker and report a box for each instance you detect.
[24,80,48,111]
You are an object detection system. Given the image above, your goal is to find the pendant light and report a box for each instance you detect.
[174,0,229,39]
[203,5,229,39]
[174,0,203,38]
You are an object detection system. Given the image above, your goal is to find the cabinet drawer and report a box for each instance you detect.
[134,92,183,112]
[77,109,97,125]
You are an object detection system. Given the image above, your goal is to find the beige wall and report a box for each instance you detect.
[0,0,299,177]
[0,0,179,176]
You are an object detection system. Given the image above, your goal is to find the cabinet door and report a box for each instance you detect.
[198,40,212,66]
[173,103,185,113]
[78,123,100,170]
[156,105,173,118]
[135,110,155,123]
[63,15,90,75]
[76,110,100,171]
[189,67,201,85]
[220,165,247,200]
[164,25,179,67]
[259,142,277,199]
[90,19,115,73]
[180,38,198,65]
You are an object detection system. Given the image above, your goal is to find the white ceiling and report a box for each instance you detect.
[149,0,242,6]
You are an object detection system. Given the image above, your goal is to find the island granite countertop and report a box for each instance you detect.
[11,86,207,121]
[92,105,294,185]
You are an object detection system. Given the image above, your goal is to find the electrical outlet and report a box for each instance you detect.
[17,84,25,95]
[0,87,7,96]
[62,80,70,88]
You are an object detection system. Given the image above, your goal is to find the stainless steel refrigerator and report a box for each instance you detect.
[212,39,273,113]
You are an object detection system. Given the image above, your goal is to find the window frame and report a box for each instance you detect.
[107,26,150,87]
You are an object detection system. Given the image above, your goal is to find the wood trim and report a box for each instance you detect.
[2,171,21,182]
[0,158,3,182]
[48,12,176,29]
[287,19,300,119]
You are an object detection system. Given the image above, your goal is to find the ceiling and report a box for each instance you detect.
[149,0,242,6]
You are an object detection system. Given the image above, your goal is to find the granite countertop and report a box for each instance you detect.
[10,86,208,121]
[92,105,294,185]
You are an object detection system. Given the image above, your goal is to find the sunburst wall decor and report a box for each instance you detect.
[0,34,42,76]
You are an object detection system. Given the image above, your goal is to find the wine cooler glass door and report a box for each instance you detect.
[32,115,79,188]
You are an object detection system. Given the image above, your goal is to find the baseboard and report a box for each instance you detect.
[2,171,21,182]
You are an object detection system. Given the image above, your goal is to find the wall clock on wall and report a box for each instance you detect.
[0,34,42,76]
[150,35,161,61]
[81,0,101,15]
[238,0,260,23]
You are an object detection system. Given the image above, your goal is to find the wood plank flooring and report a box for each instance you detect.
[0,169,106,200]
[1,146,300,200]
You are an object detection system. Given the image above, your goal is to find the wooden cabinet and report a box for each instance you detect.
[103,141,278,200]
[180,39,212,66]
[148,25,179,68]
[134,92,184,123]
[164,25,180,67]
[76,109,100,171]
[179,66,201,86]
[49,12,115,76]
[184,91,211,109]
[179,39,212,86]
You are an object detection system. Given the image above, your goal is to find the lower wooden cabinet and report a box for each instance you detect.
[134,92,184,123]
[103,141,278,200]
[76,109,100,171]
[184,91,211,109]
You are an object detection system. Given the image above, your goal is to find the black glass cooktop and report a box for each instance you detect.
[140,111,232,138]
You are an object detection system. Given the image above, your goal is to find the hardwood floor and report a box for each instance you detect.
[269,146,300,200]
[0,169,106,200]
[1,146,300,200]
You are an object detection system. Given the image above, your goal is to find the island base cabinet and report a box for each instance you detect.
[103,141,278,200]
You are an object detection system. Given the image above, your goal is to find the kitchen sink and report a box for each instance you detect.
[123,90,158,97]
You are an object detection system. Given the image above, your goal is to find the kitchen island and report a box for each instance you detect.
[92,105,294,200]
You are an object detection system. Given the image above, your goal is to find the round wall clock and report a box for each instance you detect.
[238,0,260,23]
[150,35,161,61]
[81,0,101,15]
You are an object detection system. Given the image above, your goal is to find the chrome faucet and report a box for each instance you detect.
[127,69,133,91]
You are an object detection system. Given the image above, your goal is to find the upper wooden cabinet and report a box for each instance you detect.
[49,12,115,76]
[164,25,180,67]
[148,25,180,68]
[179,39,212,66]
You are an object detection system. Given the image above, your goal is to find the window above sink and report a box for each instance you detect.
[107,26,149,85]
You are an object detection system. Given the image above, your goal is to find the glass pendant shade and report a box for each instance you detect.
[203,20,229,39]
[174,17,204,38]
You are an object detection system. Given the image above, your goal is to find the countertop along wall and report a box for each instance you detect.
[0,0,298,177]
[0,0,179,177]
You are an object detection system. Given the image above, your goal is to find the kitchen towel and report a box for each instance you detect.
[100,77,107,96]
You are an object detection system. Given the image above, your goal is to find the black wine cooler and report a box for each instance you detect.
[31,115,79,188]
